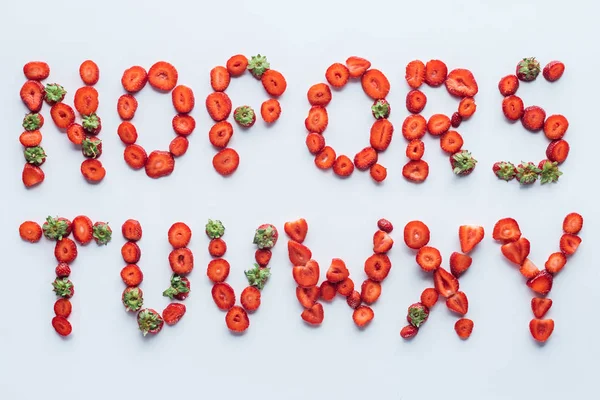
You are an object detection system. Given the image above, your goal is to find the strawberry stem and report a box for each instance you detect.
[205,219,225,239]
[244,263,271,290]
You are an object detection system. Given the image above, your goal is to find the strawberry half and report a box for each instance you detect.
[531,297,553,319]
[529,319,554,342]
[446,291,469,315]
[500,237,530,265]
[493,218,521,243]
[458,225,484,254]
[449,252,472,277]
[433,268,459,298]
[526,270,553,295]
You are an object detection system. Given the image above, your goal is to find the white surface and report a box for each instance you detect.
[1,0,598,399]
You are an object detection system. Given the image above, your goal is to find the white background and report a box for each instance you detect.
[0,0,598,399]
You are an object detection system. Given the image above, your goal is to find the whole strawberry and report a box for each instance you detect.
[516,57,541,82]
[24,146,47,166]
[44,83,67,105]
[538,160,563,184]
[52,277,74,298]
[163,274,191,300]
[371,99,391,119]
[407,302,429,328]
[82,137,102,159]
[137,308,164,336]
[122,287,144,312]
[93,222,112,245]
[82,113,102,135]
[247,54,270,79]
[450,150,477,176]
[22,113,44,131]
[516,162,541,185]
[205,219,225,239]
[493,161,517,181]
[253,224,278,249]
[55,263,71,278]
[234,106,256,128]
[244,263,271,290]
[451,112,462,128]
[43,216,72,241]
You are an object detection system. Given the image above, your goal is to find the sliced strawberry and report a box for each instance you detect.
[526,270,553,295]
[162,303,186,326]
[420,287,439,308]
[206,92,232,122]
[360,279,381,305]
[74,86,99,115]
[545,252,567,275]
[543,61,565,82]
[529,319,554,342]
[284,218,308,243]
[307,83,332,106]
[406,139,425,160]
[172,114,196,136]
[254,249,272,267]
[20,81,44,112]
[241,286,261,312]
[458,225,484,253]
[346,291,362,309]
[498,75,519,96]
[402,114,427,140]
[50,103,75,129]
[500,237,530,265]
[346,56,371,78]
[121,264,143,286]
[212,148,240,176]
[326,258,349,283]
[353,305,374,328]
[521,106,546,131]
[117,122,138,145]
[402,160,429,183]
[262,69,287,96]
[306,133,325,155]
[361,69,390,100]
[434,268,459,298]
[543,114,569,140]
[171,85,195,114]
[502,95,524,120]
[449,252,472,277]
[145,151,174,179]
[296,286,320,308]
[52,316,72,337]
[66,123,85,145]
[121,242,141,264]
[121,66,148,92]
[288,241,312,266]
[563,212,583,234]
[54,298,72,318]
[305,106,328,133]
[79,60,99,85]
[226,306,250,332]
[117,94,137,120]
[19,130,42,147]
[208,238,227,257]
[319,281,337,301]
[446,291,468,315]
[19,221,42,243]
[55,238,78,263]
[325,63,349,88]
[211,282,235,310]
[458,97,477,118]
[560,234,581,255]
[226,54,248,77]
[405,60,425,89]
[445,69,478,97]
[546,139,570,163]
[210,66,230,92]
[314,146,336,170]
[124,144,147,170]
[369,164,387,182]
[261,99,281,123]
[293,260,320,288]
[531,297,553,319]
[22,164,44,187]
[406,89,427,114]
[208,121,233,149]
[207,259,230,283]
[23,61,50,81]
[416,246,442,272]
[354,147,378,170]
[427,114,451,136]
[337,278,355,296]
[373,230,394,254]
[148,61,178,91]
[169,248,194,275]
[72,215,93,245]
[403,220,430,249]
[520,258,540,279]
[493,218,521,242]
[168,222,192,248]
[169,136,189,157]
[455,318,474,339]
[301,303,324,325]
[451,112,462,128]
[332,155,355,177]
[400,325,419,339]
[440,130,464,154]
[369,119,394,152]
[424,60,447,86]
[363,254,392,282]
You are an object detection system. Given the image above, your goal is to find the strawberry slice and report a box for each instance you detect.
[446,291,469,315]
[162,303,186,326]
[373,230,394,254]
[424,60,447,87]
[560,234,582,256]
[400,325,419,339]
[493,218,521,243]
[420,288,439,308]
[360,279,381,305]
[301,303,324,325]
[296,286,320,309]
[454,318,474,339]
[319,281,337,301]
[519,259,540,279]
[458,225,484,253]
[240,286,261,312]
[363,254,392,282]
[346,291,362,309]
[563,213,583,235]
[545,252,567,275]
[284,218,308,243]
[449,252,472,277]
[325,258,349,283]
[369,119,394,152]
[500,237,530,265]
[416,246,442,272]
[288,241,312,266]
[405,60,425,89]
[402,160,429,183]
[445,69,478,97]
[353,305,374,328]
[292,260,320,288]
[345,56,371,78]
[498,75,519,96]
[336,278,354,296]
[211,282,235,310]
[531,297,553,319]
[434,268,459,298]
[529,319,554,342]
[526,270,553,295]
[226,306,250,332]
[403,220,430,249]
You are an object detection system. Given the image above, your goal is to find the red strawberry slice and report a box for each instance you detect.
[446,291,469,315]
[433,268,459,298]
[288,241,312,266]
[526,270,553,295]
[458,225,484,253]
[449,252,472,277]
[529,319,554,343]
[531,297,553,319]
[500,237,530,265]
[373,230,394,254]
